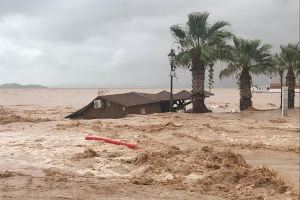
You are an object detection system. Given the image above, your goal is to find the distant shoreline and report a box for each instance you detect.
[0,83,47,89]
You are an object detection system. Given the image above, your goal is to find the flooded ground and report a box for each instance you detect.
[0,89,299,199]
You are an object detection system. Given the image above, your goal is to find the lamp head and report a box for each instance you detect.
[168,49,176,63]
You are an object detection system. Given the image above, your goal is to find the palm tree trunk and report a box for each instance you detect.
[239,68,252,111]
[191,59,210,113]
[286,67,295,108]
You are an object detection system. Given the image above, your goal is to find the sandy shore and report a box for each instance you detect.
[0,88,299,200]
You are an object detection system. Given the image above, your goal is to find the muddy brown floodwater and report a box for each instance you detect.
[0,89,299,199]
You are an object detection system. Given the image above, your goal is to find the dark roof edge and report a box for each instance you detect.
[65,96,99,118]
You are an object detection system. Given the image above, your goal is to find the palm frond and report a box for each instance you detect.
[277,42,300,71]
[187,12,209,43]
[209,21,230,34]
[174,51,192,68]
[200,45,218,64]
[219,64,239,79]
[222,36,273,79]
[170,25,186,40]
[232,35,240,48]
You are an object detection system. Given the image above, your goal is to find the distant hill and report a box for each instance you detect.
[0,83,47,89]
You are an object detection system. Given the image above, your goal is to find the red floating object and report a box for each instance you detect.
[85,135,137,149]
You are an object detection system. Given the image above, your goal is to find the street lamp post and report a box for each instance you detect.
[279,69,283,108]
[168,49,176,112]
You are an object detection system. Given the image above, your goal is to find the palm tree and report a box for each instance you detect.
[219,36,273,111]
[170,12,232,113]
[276,43,300,108]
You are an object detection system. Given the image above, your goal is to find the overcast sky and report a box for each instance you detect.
[0,0,299,88]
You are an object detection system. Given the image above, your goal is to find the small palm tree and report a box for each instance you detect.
[276,43,300,108]
[219,36,273,111]
[170,12,232,113]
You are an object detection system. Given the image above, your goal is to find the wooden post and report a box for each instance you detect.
[282,86,288,116]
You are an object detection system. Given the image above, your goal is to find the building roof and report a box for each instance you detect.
[174,90,191,100]
[138,90,171,101]
[65,90,214,118]
[270,83,300,88]
[204,90,215,97]
[154,90,171,101]
[101,92,159,107]
[140,90,214,101]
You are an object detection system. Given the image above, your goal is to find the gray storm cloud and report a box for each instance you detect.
[0,0,299,88]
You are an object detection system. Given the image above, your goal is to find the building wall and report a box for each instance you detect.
[79,99,127,119]
[126,103,161,115]
[70,100,162,119]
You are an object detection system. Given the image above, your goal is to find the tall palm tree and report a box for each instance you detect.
[219,36,273,111]
[170,12,232,113]
[276,43,300,108]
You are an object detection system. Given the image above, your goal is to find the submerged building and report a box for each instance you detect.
[269,75,300,93]
[66,90,213,119]
[269,83,300,93]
